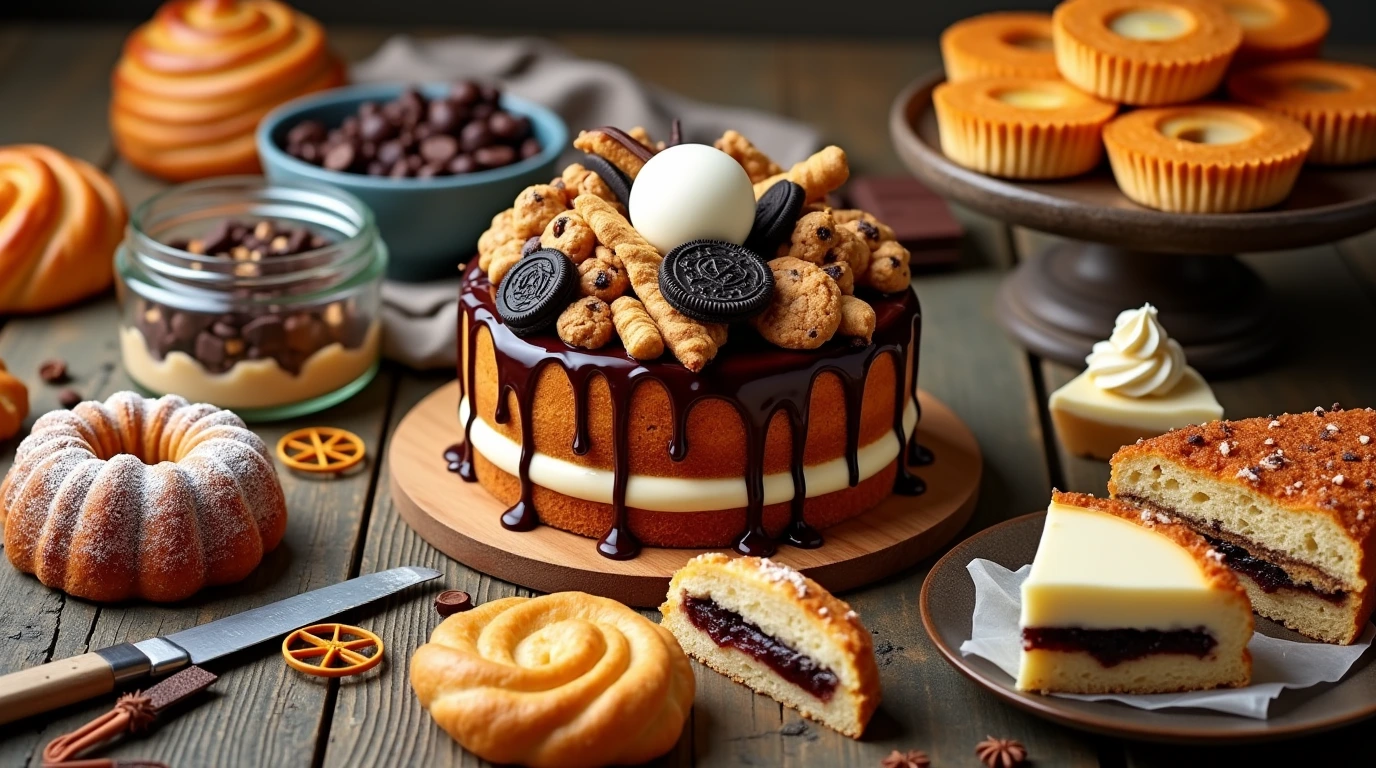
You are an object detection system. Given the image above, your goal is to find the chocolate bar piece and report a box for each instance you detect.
[845,176,963,268]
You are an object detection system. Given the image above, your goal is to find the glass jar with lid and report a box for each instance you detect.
[116,177,387,421]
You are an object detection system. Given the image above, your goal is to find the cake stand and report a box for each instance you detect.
[388,381,982,607]
[891,72,1376,375]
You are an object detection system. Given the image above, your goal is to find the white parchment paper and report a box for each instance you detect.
[958,558,1374,719]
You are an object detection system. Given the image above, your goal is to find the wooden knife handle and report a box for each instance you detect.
[0,653,114,725]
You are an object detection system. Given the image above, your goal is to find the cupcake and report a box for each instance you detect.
[1104,102,1311,213]
[1221,0,1329,65]
[933,77,1117,179]
[941,12,1061,83]
[1229,60,1376,165]
[1053,0,1242,105]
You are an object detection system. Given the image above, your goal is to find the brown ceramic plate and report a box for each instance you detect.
[920,512,1376,744]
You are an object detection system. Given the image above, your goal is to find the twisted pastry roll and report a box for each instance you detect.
[0,360,28,441]
[111,0,345,181]
[0,145,126,313]
[411,593,694,768]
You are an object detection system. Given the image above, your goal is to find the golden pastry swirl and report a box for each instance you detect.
[410,593,695,768]
[111,0,345,181]
[0,360,28,441]
[0,145,126,313]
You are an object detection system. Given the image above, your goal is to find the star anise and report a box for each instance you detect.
[880,749,931,768]
[976,736,1028,768]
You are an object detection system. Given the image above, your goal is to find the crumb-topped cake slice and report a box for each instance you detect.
[1110,407,1376,644]
[1018,492,1252,694]
[660,553,880,738]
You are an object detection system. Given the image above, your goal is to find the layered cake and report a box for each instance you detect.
[1017,492,1253,694]
[1050,304,1222,460]
[661,553,880,737]
[456,126,926,559]
[1110,407,1376,644]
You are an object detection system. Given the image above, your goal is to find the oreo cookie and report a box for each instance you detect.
[745,180,805,257]
[496,249,578,336]
[658,240,774,324]
[580,152,633,206]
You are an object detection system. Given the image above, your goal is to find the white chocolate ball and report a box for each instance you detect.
[628,144,756,254]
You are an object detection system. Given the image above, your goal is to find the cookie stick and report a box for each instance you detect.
[611,296,665,360]
[615,242,724,372]
[574,195,728,362]
[715,129,783,184]
[753,146,850,202]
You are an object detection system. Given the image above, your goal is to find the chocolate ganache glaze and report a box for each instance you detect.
[453,261,927,560]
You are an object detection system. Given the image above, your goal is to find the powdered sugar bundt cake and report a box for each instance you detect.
[0,391,288,602]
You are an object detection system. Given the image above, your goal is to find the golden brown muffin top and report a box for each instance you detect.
[1052,491,1248,598]
[1110,406,1376,541]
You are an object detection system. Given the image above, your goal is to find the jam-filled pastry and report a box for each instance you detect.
[0,144,127,313]
[111,0,345,181]
[660,553,881,738]
[1018,492,1253,694]
[1229,60,1376,166]
[1103,103,1311,213]
[1053,0,1242,105]
[410,592,694,768]
[940,11,1060,83]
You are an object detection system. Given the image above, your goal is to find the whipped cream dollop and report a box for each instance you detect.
[1086,304,1187,398]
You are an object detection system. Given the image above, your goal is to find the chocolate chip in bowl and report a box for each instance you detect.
[258,82,568,281]
[282,81,539,180]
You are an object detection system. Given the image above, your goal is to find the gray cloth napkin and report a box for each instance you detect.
[351,36,821,370]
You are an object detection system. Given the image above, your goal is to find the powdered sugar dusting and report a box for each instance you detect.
[1,391,285,600]
[756,558,809,598]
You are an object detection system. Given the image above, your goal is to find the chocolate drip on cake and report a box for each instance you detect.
[455,262,925,559]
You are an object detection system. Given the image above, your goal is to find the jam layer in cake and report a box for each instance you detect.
[684,595,839,701]
[1109,407,1376,645]
[1016,492,1252,694]
[1021,626,1216,667]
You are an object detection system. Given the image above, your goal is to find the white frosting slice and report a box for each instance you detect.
[460,396,918,513]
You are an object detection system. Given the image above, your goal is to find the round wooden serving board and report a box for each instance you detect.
[390,380,982,606]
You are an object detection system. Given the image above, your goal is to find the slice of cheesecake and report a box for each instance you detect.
[1017,492,1253,694]
[1110,406,1376,645]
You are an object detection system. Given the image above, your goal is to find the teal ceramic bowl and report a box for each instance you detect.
[257,83,567,282]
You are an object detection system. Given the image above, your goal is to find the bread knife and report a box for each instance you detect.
[0,565,441,725]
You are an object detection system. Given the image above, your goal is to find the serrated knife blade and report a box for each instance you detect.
[0,566,441,726]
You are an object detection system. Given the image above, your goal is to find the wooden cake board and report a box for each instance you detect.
[389,380,982,606]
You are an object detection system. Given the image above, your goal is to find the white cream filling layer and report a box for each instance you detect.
[461,396,918,513]
[121,323,380,410]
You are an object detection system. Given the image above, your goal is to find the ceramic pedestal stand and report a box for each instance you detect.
[891,72,1376,375]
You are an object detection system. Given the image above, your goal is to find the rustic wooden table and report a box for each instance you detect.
[2,24,1374,768]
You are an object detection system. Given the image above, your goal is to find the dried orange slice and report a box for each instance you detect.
[277,427,366,473]
[282,623,384,678]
